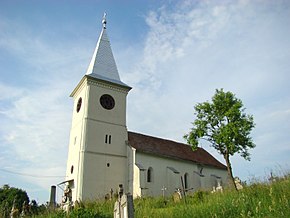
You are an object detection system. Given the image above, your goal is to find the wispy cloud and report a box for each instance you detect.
[1,0,290,203]
[0,83,70,189]
[126,0,290,179]
[0,17,88,198]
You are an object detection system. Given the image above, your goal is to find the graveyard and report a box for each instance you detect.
[31,173,289,218]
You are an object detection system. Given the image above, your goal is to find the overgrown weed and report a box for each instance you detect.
[33,174,290,218]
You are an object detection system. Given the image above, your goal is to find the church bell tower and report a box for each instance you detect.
[65,14,131,201]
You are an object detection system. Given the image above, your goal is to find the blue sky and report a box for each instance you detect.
[0,0,289,203]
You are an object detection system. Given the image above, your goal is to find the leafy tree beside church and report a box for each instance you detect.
[184,89,255,190]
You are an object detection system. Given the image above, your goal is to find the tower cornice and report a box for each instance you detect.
[70,75,131,97]
[70,76,88,98]
[87,78,131,94]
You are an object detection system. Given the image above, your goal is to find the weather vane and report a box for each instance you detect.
[102,12,107,29]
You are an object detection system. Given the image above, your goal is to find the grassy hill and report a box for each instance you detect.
[36,174,290,218]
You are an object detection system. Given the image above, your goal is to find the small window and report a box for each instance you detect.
[147,167,153,183]
[107,163,110,167]
[105,134,112,144]
[76,97,82,113]
[184,173,189,189]
[74,136,77,145]
[71,165,74,174]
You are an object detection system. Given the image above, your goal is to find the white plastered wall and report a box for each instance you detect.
[65,78,89,202]
[133,152,228,197]
[66,77,130,201]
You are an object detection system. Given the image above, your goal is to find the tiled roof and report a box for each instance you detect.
[128,131,227,170]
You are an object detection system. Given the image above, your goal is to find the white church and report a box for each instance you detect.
[61,15,228,202]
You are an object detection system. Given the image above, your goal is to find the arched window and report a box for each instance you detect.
[147,167,153,183]
[184,173,189,190]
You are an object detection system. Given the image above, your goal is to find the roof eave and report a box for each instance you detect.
[86,73,132,90]
[135,149,227,170]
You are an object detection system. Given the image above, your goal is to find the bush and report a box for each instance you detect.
[0,184,29,217]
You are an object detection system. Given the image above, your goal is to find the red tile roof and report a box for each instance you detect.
[128,131,227,170]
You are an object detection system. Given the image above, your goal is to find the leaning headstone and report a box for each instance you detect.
[215,180,223,192]
[114,200,120,218]
[173,189,182,203]
[234,177,243,190]
[114,194,134,218]
[235,177,243,190]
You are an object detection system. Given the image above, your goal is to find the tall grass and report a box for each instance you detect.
[34,174,290,218]
[34,200,114,218]
[134,175,290,218]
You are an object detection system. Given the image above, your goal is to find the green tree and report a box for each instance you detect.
[184,89,255,190]
[0,184,29,217]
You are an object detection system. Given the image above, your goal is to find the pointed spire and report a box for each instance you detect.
[86,13,130,88]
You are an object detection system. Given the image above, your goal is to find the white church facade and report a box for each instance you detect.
[61,15,228,202]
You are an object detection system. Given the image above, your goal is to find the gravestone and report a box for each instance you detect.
[114,194,134,218]
[234,177,243,190]
[62,184,73,212]
[173,189,182,203]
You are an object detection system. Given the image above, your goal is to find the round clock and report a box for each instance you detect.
[100,94,115,110]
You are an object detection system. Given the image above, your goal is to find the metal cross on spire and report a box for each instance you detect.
[102,12,107,29]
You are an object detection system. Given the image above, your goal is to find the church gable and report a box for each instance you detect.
[128,131,226,170]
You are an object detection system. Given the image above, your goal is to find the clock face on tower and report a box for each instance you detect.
[100,94,115,110]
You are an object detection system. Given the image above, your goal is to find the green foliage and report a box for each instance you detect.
[33,174,290,218]
[184,89,255,189]
[35,200,114,218]
[184,89,255,158]
[0,184,29,217]
[133,175,290,218]
[29,199,47,215]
